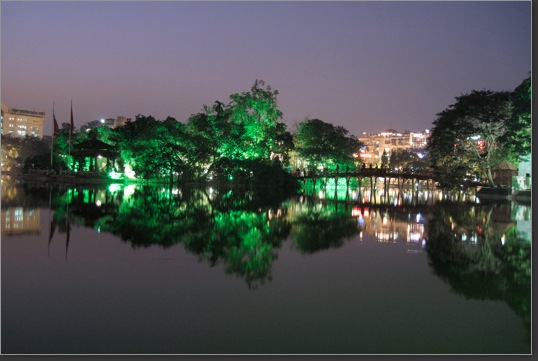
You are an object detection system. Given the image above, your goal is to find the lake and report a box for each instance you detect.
[1,179,531,354]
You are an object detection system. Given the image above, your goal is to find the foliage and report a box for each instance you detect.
[1,134,51,170]
[380,149,389,168]
[389,148,429,172]
[499,76,531,165]
[227,79,284,160]
[293,118,361,171]
[428,90,514,188]
[184,80,292,183]
[115,115,189,181]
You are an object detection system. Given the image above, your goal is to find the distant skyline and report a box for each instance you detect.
[1,1,531,136]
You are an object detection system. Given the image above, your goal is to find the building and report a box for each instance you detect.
[80,116,131,131]
[493,160,517,187]
[358,129,430,165]
[114,116,131,128]
[1,103,47,139]
[512,154,532,192]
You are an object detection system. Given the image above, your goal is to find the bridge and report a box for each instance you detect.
[294,167,438,191]
[294,167,487,192]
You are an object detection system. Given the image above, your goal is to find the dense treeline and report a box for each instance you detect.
[428,76,531,189]
[1,80,361,186]
[2,76,530,189]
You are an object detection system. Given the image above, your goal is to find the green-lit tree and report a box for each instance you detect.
[227,79,284,160]
[185,80,294,185]
[293,118,361,172]
[499,76,531,166]
[115,115,189,181]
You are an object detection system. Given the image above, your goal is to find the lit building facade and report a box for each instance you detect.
[80,116,131,131]
[358,129,430,165]
[1,103,47,139]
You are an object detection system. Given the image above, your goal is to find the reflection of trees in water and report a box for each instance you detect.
[288,199,358,253]
[49,185,364,289]
[88,186,293,289]
[426,201,531,342]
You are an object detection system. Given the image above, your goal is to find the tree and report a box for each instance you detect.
[428,90,513,188]
[389,148,430,172]
[500,76,531,165]
[381,150,389,169]
[293,118,360,171]
[185,80,292,183]
[227,79,284,160]
[115,115,189,181]
[1,134,51,171]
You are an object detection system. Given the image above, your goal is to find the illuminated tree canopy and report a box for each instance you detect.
[500,76,532,164]
[428,90,515,188]
[293,118,361,171]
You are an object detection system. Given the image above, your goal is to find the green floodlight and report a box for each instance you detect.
[108,171,122,180]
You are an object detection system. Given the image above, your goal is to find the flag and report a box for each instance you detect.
[53,112,60,138]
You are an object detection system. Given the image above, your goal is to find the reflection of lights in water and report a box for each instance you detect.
[416,213,422,223]
[422,239,426,248]
[318,191,324,199]
[462,233,467,241]
[108,183,122,193]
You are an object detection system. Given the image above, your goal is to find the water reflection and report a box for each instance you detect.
[426,201,531,342]
[2,181,531,299]
[1,207,41,235]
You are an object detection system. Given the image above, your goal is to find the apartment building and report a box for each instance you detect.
[358,129,430,164]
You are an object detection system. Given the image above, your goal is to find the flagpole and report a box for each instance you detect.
[48,190,51,256]
[69,100,73,172]
[50,102,55,172]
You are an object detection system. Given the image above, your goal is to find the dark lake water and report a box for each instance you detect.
[1,179,531,354]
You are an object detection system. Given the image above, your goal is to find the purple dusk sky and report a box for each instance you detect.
[1,1,531,137]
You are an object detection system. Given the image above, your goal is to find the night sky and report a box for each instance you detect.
[1,1,531,136]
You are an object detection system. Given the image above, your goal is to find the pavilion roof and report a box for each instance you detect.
[74,138,116,150]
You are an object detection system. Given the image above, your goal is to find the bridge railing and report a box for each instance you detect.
[293,168,437,180]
